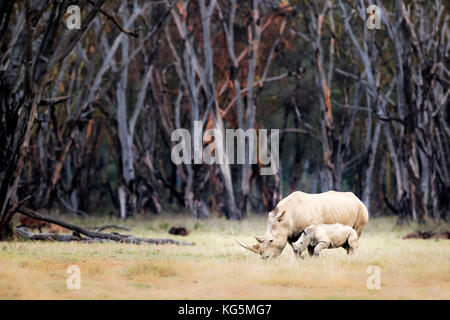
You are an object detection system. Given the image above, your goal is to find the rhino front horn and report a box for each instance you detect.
[231,228,260,254]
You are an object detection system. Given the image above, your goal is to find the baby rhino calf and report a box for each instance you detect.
[293,223,358,257]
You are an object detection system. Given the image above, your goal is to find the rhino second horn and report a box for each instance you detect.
[255,236,264,243]
[231,228,259,254]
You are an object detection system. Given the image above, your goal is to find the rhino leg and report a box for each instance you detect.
[346,233,358,255]
[313,242,328,256]
[307,245,315,256]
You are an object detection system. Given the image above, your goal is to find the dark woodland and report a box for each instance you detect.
[0,0,449,240]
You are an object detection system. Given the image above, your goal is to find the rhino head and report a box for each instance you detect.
[292,228,312,254]
[232,209,289,259]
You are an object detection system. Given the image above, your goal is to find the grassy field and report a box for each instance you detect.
[0,214,449,299]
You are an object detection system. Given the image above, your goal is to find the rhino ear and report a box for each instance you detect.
[276,210,286,222]
[305,225,315,236]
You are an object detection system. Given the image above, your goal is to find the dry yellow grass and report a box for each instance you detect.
[0,215,449,299]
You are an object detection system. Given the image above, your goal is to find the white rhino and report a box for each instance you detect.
[232,190,369,259]
[292,223,359,257]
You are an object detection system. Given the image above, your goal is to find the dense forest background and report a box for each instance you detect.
[0,0,449,239]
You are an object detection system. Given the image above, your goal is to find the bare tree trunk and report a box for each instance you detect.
[238,0,263,216]
[116,18,135,219]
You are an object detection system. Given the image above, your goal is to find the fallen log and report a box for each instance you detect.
[93,225,131,233]
[16,207,195,246]
[168,226,189,236]
[16,228,123,243]
[16,227,83,242]
[402,231,450,240]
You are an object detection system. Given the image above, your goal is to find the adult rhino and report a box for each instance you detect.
[232,191,369,259]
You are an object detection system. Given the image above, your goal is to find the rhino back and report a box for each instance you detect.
[319,224,356,247]
[277,191,363,235]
